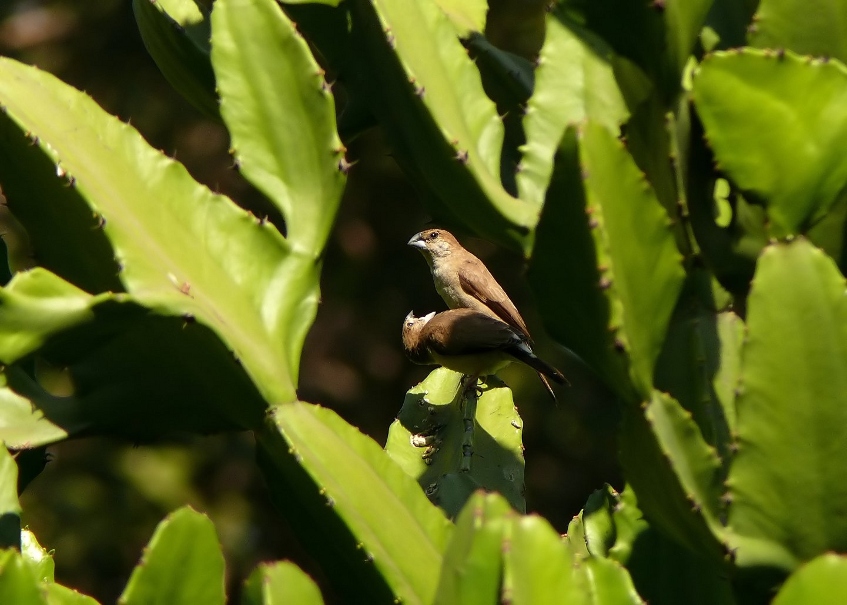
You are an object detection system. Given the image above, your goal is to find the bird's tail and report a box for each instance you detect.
[510,346,569,400]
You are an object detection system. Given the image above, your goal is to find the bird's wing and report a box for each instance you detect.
[457,261,531,339]
[425,311,519,356]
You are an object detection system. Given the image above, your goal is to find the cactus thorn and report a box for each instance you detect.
[776,48,785,60]
[321,79,333,94]
[325,496,335,507]
[64,175,76,188]
[588,217,599,229]
[93,214,106,230]
[613,338,626,351]
[337,157,355,174]
[259,215,268,226]
[651,0,665,10]
[28,135,39,146]
[533,55,542,68]
[455,149,469,164]
[514,162,524,174]
[414,83,425,98]
[182,313,195,325]
[598,276,612,290]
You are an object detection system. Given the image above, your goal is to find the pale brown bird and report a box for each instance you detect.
[402,309,566,397]
[408,228,567,398]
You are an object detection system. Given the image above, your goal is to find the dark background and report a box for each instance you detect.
[0,1,620,601]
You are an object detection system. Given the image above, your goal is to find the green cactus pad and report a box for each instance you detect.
[349,0,536,253]
[0,449,20,550]
[242,562,324,605]
[211,0,345,255]
[771,554,847,605]
[619,391,727,561]
[693,49,847,237]
[530,121,685,401]
[0,550,43,605]
[506,515,588,604]
[434,491,511,605]
[0,55,324,404]
[385,368,524,517]
[517,12,628,208]
[132,0,219,120]
[0,269,267,444]
[258,402,452,604]
[119,507,226,605]
[560,0,712,101]
[749,0,847,65]
[729,238,847,574]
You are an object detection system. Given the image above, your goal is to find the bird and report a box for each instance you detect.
[408,228,567,398]
[402,308,566,398]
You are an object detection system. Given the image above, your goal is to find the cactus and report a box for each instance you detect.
[132,0,219,120]
[386,368,525,517]
[243,562,325,605]
[2,0,847,600]
[119,507,226,605]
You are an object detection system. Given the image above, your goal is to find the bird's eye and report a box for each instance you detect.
[428,231,439,240]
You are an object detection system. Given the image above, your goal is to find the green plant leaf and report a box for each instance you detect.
[619,392,727,561]
[132,0,219,119]
[44,584,100,605]
[434,491,511,605]
[0,550,44,605]
[749,0,847,65]
[561,0,713,103]
[385,368,524,517]
[504,515,586,604]
[0,449,20,550]
[729,238,847,575]
[211,0,346,255]
[242,562,324,605]
[433,0,487,36]
[20,530,53,584]
[257,402,452,605]
[693,49,847,236]
[0,56,322,404]
[119,507,225,605]
[772,554,847,605]
[530,122,685,401]
[517,11,628,208]
[349,0,536,254]
[0,269,266,445]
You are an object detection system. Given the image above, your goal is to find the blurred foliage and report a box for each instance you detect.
[0,1,619,602]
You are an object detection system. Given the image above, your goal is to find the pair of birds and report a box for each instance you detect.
[403,228,567,400]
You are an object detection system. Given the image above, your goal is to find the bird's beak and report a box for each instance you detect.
[407,233,426,249]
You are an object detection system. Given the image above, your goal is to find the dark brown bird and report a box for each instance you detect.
[408,228,567,398]
[402,309,566,396]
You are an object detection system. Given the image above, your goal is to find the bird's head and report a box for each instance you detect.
[407,228,459,260]
[402,311,436,350]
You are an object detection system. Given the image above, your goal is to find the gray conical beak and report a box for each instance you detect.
[407,233,426,249]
